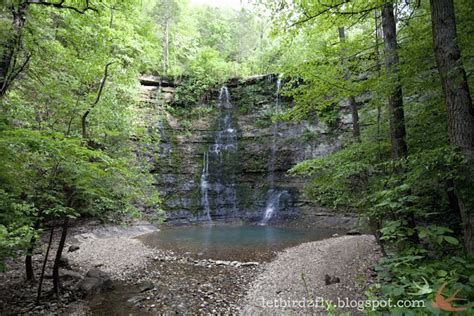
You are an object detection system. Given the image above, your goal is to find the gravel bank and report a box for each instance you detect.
[65,229,263,314]
[65,224,158,280]
[67,237,155,280]
[1,224,378,315]
[242,235,381,314]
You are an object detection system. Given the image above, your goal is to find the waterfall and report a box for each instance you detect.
[260,190,286,224]
[153,79,162,106]
[200,152,211,221]
[260,76,286,225]
[275,74,282,106]
[199,86,238,221]
[218,86,230,108]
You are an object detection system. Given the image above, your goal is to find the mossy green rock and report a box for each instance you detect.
[143,75,347,223]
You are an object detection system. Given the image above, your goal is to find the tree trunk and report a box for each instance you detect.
[25,245,35,281]
[381,3,408,160]
[25,219,42,281]
[52,220,68,297]
[446,178,463,236]
[36,227,54,304]
[338,27,360,140]
[374,8,383,159]
[81,62,113,138]
[348,95,360,139]
[0,2,29,98]
[430,0,474,253]
[162,20,169,75]
[381,3,419,245]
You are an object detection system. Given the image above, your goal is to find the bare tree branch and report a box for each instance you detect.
[27,0,98,14]
[8,53,31,84]
[81,62,114,138]
[289,0,380,28]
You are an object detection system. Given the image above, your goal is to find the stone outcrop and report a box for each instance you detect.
[141,75,357,223]
[139,75,176,103]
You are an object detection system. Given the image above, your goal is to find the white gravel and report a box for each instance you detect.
[242,235,381,315]
[67,237,154,280]
[65,224,158,280]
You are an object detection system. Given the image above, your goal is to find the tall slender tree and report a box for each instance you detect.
[338,26,360,140]
[152,0,181,75]
[430,0,474,253]
[0,1,29,98]
[381,2,407,160]
[381,2,419,245]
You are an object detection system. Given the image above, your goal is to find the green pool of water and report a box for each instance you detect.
[138,224,345,261]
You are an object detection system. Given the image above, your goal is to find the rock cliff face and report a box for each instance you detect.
[140,75,353,224]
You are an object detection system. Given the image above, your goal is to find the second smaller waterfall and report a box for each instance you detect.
[275,74,282,105]
[260,189,287,224]
[200,152,211,221]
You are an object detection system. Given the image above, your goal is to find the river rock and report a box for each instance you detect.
[215,260,231,266]
[59,254,70,268]
[127,295,146,305]
[240,262,259,267]
[76,268,113,296]
[139,280,155,292]
[68,244,80,252]
[324,274,340,285]
[60,269,82,280]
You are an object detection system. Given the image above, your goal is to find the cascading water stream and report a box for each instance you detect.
[218,86,231,109]
[199,86,238,221]
[200,152,211,221]
[260,75,287,225]
[275,74,282,106]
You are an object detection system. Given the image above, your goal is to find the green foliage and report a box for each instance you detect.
[232,81,271,113]
[275,0,474,313]
[147,1,279,105]
[173,46,236,106]
[0,190,36,271]
[0,0,162,268]
[371,253,474,313]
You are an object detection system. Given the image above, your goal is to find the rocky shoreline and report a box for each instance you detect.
[1,223,378,315]
[0,222,264,314]
[69,230,264,314]
[242,235,381,314]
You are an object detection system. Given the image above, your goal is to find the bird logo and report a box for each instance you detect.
[431,282,466,312]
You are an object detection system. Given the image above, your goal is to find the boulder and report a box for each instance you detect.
[76,268,113,297]
[68,244,80,252]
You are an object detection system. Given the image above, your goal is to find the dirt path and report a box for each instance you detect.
[242,235,381,314]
